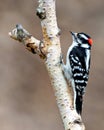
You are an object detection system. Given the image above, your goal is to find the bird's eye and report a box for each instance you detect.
[77,33,81,39]
[77,34,85,42]
[77,34,83,40]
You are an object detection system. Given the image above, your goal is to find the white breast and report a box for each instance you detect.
[85,49,90,71]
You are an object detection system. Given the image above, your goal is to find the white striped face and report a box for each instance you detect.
[77,32,93,47]
[71,32,93,48]
[78,33,89,40]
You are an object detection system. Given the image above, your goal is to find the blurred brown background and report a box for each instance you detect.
[0,0,104,130]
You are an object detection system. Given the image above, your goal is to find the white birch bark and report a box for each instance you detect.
[9,0,85,130]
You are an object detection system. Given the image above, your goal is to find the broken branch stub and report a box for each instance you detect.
[9,24,46,59]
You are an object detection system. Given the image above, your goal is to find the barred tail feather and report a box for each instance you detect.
[76,91,83,115]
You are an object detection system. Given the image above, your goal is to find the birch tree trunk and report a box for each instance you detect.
[9,0,85,130]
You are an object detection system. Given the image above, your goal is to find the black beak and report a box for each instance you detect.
[70,31,75,36]
[70,31,77,42]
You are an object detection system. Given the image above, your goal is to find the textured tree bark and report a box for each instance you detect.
[9,0,85,130]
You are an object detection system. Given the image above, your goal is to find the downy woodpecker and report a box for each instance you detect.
[62,32,93,114]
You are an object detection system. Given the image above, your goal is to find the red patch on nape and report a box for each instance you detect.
[88,38,93,45]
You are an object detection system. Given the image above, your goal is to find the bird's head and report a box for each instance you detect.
[70,31,93,49]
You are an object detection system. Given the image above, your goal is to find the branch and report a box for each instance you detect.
[9,0,85,130]
[9,24,46,59]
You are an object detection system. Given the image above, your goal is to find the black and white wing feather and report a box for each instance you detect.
[69,46,90,114]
